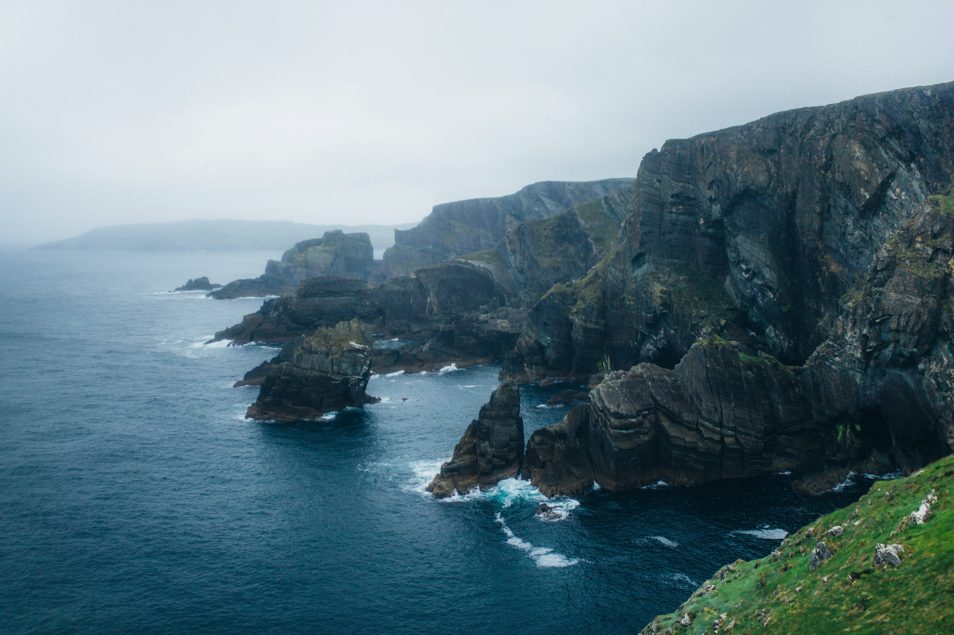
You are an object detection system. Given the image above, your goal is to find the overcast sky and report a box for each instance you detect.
[1,1,953,245]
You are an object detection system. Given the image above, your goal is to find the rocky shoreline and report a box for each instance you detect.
[222,81,954,496]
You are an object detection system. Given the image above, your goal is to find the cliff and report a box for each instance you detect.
[381,179,633,278]
[642,453,954,633]
[211,230,375,299]
[507,82,954,381]
[509,82,954,492]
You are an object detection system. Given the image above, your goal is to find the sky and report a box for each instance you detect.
[1,1,953,246]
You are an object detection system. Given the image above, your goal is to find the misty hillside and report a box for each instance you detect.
[34,220,417,252]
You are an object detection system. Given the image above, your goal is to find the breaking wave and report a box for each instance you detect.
[495,513,579,568]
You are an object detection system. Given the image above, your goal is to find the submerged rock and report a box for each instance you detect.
[246,319,376,421]
[426,383,524,498]
[174,276,221,292]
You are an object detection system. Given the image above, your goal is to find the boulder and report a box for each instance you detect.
[873,543,905,567]
[810,542,833,570]
[426,383,524,498]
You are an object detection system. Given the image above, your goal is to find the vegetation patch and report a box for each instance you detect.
[642,454,954,634]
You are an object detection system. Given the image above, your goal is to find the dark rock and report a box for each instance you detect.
[525,338,825,495]
[810,541,833,570]
[174,276,221,292]
[382,179,633,278]
[215,277,379,344]
[802,199,954,469]
[507,82,954,382]
[426,383,524,498]
[212,231,375,298]
[246,319,376,421]
[545,389,589,406]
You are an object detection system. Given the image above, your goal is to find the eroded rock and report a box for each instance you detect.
[426,383,524,498]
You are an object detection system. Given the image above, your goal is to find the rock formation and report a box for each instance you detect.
[212,231,375,298]
[246,319,375,421]
[226,81,954,490]
[506,82,954,382]
[426,383,524,498]
[381,179,632,278]
[524,337,825,495]
[173,276,221,292]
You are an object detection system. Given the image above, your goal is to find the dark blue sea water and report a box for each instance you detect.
[0,249,874,633]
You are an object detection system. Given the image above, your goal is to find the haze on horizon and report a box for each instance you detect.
[1,0,953,247]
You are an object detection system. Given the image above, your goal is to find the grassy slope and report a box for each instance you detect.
[643,454,954,634]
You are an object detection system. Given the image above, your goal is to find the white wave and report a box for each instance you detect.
[495,513,579,568]
[535,403,562,409]
[320,412,337,421]
[405,458,448,494]
[666,572,698,587]
[732,526,789,540]
[650,535,680,548]
[830,471,857,492]
[641,480,670,490]
[438,363,460,375]
[456,384,477,389]
[862,471,903,481]
[536,498,581,522]
[385,370,405,378]
[777,470,792,476]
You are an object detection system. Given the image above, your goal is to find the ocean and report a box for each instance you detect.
[0,249,873,633]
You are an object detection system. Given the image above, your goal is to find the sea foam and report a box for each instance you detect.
[732,526,789,540]
[495,513,579,568]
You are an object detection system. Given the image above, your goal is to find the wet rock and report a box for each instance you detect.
[426,383,524,498]
[535,503,562,521]
[873,543,905,567]
[246,319,375,421]
[173,276,221,292]
[810,541,833,570]
[525,337,823,495]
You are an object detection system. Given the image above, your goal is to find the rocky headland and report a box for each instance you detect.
[211,230,375,299]
[245,319,376,421]
[227,81,954,496]
[173,276,221,292]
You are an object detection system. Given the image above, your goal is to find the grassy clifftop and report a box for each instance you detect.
[642,454,954,634]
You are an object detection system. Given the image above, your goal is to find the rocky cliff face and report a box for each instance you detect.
[524,338,825,495]
[381,179,633,278]
[508,82,954,382]
[211,230,374,299]
[246,319,375,421]
[802,196,954,471]
[426,383,524,498]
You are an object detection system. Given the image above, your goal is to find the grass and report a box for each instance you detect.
[643,454,954,634]
[927,190,954,215]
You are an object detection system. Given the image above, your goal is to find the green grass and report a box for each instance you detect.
[643,454,954,634]
[927,191,954,215]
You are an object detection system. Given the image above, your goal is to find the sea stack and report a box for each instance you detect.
[246,319,376,421]
[427,383,524,498]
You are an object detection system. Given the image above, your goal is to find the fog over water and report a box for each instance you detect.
[1,0,953,245]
